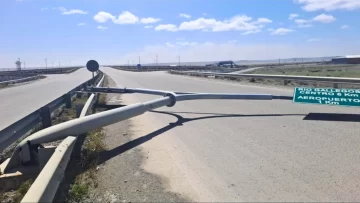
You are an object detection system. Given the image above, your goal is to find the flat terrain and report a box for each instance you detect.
[0,68,91,131]
[97,67,360,202]
[249,64,360,77]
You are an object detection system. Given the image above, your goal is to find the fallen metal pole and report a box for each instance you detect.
[5,97,172,172]
[4,90,292,172]
[87,87,197,95]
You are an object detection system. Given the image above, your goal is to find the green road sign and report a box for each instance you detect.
[293,87,360,107]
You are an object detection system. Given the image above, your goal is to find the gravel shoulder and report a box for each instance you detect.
[88,77,191,202]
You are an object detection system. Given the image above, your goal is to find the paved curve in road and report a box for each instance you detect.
[102,67,360,202]
[0,68,92,131]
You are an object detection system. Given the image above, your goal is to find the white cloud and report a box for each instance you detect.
[176,15,272,34]
[312,13,336,23]
[270,28,294,35]
[78,23,86,26]
[155,24,178,32]
[308,38,321,42]
[59,7,88,15]
[242,30,261,35]
[341,25,350,29]
[41,7,48,11]
[140,17,161,24]
[97,26,108,30]
[176,41,198,46]
[94,11,115,23]
[296,0,360,11]
[179,13,191,19]
[289,13,299,20]
[165,42,175,48]
[253,18,273,24]
[144,25,153,29]
[94,11,161,25]
[113,11,139,24]
[295,19,313,27]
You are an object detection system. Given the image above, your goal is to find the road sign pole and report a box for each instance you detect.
[92,72,95,86]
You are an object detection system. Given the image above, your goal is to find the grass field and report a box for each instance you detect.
[248,64,360,78]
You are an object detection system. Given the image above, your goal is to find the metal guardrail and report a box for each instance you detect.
[0,75,44,86]
[21,75,105,203]
[169,70,360,87]
[3,87,291,174]
[0,67,83,72]
[0,72,102,152]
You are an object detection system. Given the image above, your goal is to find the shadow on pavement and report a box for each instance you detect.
[98,108,305,164]
[304,113,360,122]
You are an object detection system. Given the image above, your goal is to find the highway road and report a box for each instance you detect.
[0,68,92,131]
[101,67,360,202]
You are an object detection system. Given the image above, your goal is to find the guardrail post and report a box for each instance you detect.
[63,93,72,108]
[284,80,289,85]
[40,106,52,128]
[333,83,339,88]
[76,104,84,118]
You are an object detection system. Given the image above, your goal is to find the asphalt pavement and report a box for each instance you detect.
[0,68,92,131]
[100,67,360,202]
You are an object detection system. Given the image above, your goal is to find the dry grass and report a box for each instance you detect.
[0,179,34,203]
[67,129,105,203]
[66,75,108,203]
[52,97,88,125]
[249,64,360,78]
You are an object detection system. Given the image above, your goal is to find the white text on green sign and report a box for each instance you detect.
[293,87,360,107]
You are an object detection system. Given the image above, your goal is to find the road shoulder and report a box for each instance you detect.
[88,76,192,202]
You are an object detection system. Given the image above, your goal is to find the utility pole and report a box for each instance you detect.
[138,56,141,64]
[52,62,54,68]
[45,58,47,69]
[156,54,158,66]
[132,60,134,66]
[178,55,180,66]
[24,61,26,69]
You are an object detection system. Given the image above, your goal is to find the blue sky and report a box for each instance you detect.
[1,0,360,68]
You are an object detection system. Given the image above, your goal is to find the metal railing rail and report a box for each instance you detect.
[21,75,104,203]
[0,72,102,152]
[0,67,83,72]
[0,75,43,86]
[169,70,360,85]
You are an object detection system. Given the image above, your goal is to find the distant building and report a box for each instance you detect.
[216,61,235,68]
[15,58,21,70]
[332,55,360,64]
